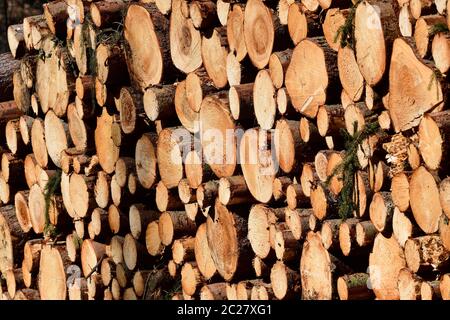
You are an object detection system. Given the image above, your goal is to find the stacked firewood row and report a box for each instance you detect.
[0,0,449,300]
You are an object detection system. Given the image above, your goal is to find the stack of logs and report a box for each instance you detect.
[0,0,449,300]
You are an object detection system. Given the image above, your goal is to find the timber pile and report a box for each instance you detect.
[0,0,449,300]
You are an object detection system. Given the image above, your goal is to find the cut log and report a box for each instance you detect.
[68,173,95,219]
[300,163,318,198]
[200,94,237,178]
[243,0,275,69]
[170,0,203,73]
[201,27,229,89]
[239,128,277,203]
[218,175,254,205]
[7,24,25,59]
[369,233,406,300]
[273,222,300,261]
[0,54,19,103]
[6,120,25,156]
[317,104,345,137]
[156,181,185,212]
[94,171,110,209]
[322,8,349,51]
[217,0,231,26]
[269,49,292,89]
[174,80,201,133]
[409,166,443,234]
[389,38,445,132]
[181,262,204,296]
[248,204,283,258]
[432,32,450,74]
[146,221,164,256]
[226,4,246,61]
[286,184,310,209]
[398,267,422,300]
[338,46,364,102]
[14,191,31,233]
[337,273,373,300]
[95,108,120,174]
[190,0,218,29]
[135,132,158,190]
[108,204,129,235]
[440,274,450,300]
[414,15,446,58]
[206,200,252,281]
[91,0,128,28]
[310,184,338,220]
[118,87,144,135]
[301,231,351,300]
[28,184,46,234]
[285,208,312,240]
[288,3,321,46]
[440,177,450,219]
[421,280,442,300]
[123,233,150,270]
[129,204,159,240]
[285,37,339,118]
[320,218,341,251]
[354,0,400,86]
[228,83,254,121]
[157,127,191,189]
[159,211,196,246]
[124,3,174,89]
[2,153,24,184]
[172,236,195,264]
[356,221,377,248]
[418,114,443,171]
[143,85,176,122]
[38,244,71,300]
[81,239,106,277]
[253,70,276,130]
[196,180,219,209]
[391,172,410,212]
[270,260,301,300]
[272,176,292,201]
[369,191,395,233]
[13,70,31,114]
[200,282,227,300]
[339,218,362,256]
[404,235,450,273]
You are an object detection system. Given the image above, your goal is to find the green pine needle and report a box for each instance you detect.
[43,170,62,238]
[325,120,381,220]
[429,23,449,37]
[334,0,362,49]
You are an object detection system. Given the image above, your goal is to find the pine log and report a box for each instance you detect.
[286,37,340,118]
[369,191,395,234]
[337,273,374,300]
[38,244,71,300]
[226,3,246,61]
[239,128,277,203]
[432,32,450,74]
[389,38,446,132]
[159,211,196,246]
[170,0,203,73]
[91,0,128,28]
[354,0,400,87]
[124,3,175,89]
[288,3,322,46]
[369,233,406,300]
[404,235,450,273]
[409,166,443,234]
[200,94,238,178]
[206,200,252,281]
